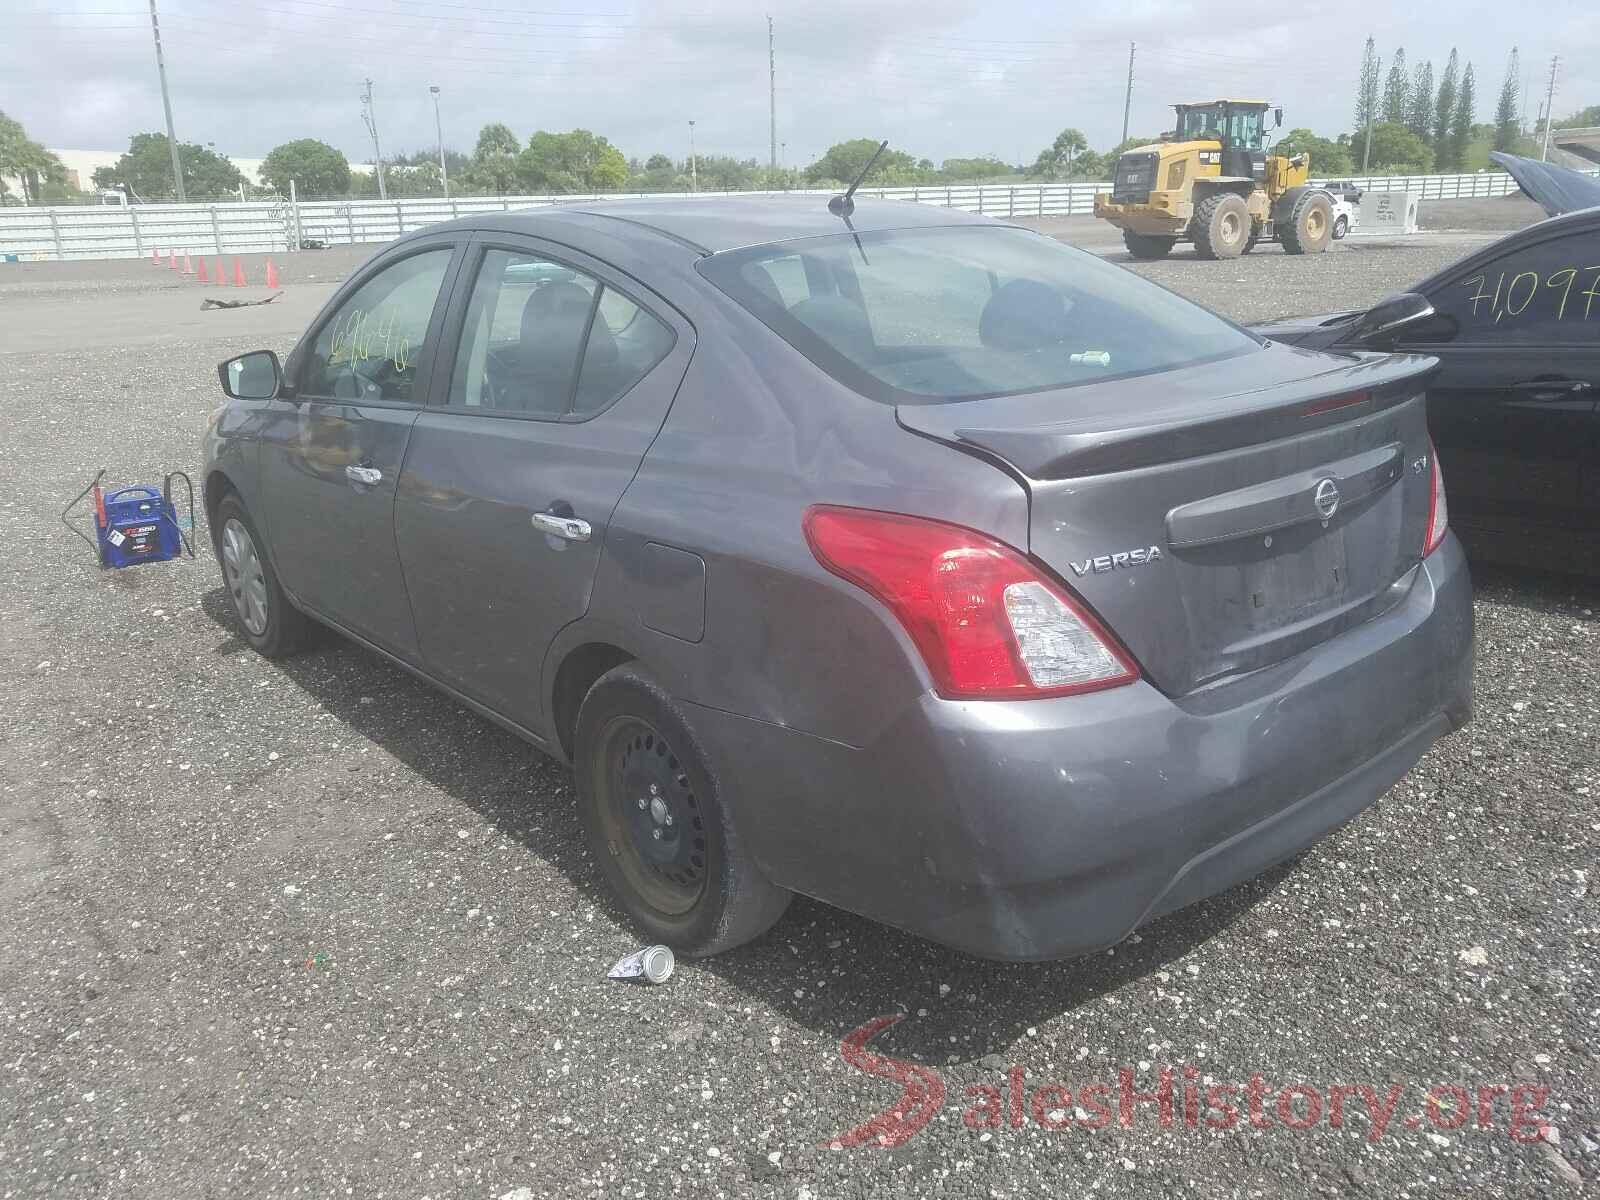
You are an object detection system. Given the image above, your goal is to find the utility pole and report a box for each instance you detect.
[689,119,698,192]
[768,16,778,176]
[1120,42,1135,146]
[147,0,186,202]
[361,78,388,200]
[1362,54,1381,173]
[1540,56,1559,161]
[430,85,448,198]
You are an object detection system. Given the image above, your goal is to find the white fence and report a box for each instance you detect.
[0,169,1562,262]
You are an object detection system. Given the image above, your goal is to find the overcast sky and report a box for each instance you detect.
[9,0,1598,168]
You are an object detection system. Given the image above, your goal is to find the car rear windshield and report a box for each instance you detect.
[697,225,1261,405]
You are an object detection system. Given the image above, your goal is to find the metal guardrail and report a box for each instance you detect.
[0,169,1584,262]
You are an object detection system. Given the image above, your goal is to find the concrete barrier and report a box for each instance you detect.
[1351,191,1420,236]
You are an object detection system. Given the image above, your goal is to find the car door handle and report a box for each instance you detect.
[532,511,591,542]
[344,464,382,485]
[1509,379,1592,400]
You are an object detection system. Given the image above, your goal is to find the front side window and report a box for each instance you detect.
[699,226,1260,405]
[449,248,674,417]
[301,248,453,402]
[1425,228,1600,344]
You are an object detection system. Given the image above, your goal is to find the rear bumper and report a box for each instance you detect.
[687,535,1473,961]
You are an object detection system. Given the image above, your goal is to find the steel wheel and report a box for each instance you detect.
[597,716,707,916]
[221,516,269,636]
[1305,206,1326,240]
[1219,209,1242,243]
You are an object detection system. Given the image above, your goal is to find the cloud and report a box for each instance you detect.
[9,0,1597,168]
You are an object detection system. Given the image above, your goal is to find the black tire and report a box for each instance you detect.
[1191,192,1251,259]
[575,664,792,957]
[1332,214,1349,240]
[1281,191,1334,254]
[1122,231,1175,260]
[211,493,310,658]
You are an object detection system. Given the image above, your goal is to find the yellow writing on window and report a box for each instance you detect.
[1462,265,1600,325]
[328,306,414,372]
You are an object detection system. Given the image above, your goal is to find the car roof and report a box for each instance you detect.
[431,194,1001,256]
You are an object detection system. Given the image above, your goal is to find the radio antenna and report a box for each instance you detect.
[829,140,889,217]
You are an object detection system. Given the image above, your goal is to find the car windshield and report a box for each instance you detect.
[698,225,1260,405]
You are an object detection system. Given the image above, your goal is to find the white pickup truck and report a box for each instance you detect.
[1321,181,1362,239]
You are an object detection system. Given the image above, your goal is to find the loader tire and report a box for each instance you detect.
[1281,190,1334,254]
[1192,193,1251,260]
[1122,232,1176,260]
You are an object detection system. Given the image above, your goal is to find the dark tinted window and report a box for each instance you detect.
[1427,228,1600,343]
[450,249,672,417]
[699,226,1260,404]
[302,249,453,402]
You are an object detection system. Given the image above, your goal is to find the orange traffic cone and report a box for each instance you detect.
[151,247,160,265]
[232,258,246,287]
[195,258,209,283]
[213,257,225,283]
[182,251,194,275]
[264,259,280,288]
[168,248,178,270]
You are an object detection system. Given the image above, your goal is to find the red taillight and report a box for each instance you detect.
[802,505,1140,700]
[1424,438,1449,556]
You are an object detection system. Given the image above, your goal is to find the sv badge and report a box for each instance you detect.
[1069,545,1164,576]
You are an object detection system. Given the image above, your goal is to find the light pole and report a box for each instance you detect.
[688,120,697,192]
[430,85,448,198]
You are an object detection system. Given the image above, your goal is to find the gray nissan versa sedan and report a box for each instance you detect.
[204,195,1473,961]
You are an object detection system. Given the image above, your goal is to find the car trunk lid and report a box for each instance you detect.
[897,342,1440,696]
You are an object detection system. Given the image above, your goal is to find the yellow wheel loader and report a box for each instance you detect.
[1093,100,1334,260]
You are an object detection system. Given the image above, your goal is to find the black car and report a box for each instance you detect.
[1256,154,1600,575]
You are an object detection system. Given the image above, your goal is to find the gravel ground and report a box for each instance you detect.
[2,201,1596,1199]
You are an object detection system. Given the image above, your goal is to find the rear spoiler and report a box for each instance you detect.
[897,349,1437,479]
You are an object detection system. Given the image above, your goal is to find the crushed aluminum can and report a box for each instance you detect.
[608,945,675,984]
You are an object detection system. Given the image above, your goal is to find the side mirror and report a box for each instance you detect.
[218,350,283,401]
[1344,292,1440,348]
[1274,107,1283,128]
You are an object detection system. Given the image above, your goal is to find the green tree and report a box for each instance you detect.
[1446,62,1476,171]
[1072,150,1108,180]
[1406,61,1434,142]
[1275,128,1354,176]
[1032,128,1089,180]
[1366,122,1434,172]
[644,153,672,171]
[1106,135,1160,157]
[0,110,69,204]
[803,139,918,186]
[1382,49,1408,125]
[92,132,245,201]
[465,122,520,195]
[1493,48,1521,152]
[938,155,1014,181]
[260,138,350,197]
[1555,104,1600,129]
[1433,49,1459,150]
[516,129,627,194]
[1354,37,1380,132]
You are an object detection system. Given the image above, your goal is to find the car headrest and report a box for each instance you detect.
[788,294,875,362]
[979,279,1069,352]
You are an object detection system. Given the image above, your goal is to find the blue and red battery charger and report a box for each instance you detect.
[62,469,196,568]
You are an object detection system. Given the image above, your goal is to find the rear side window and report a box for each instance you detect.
[698,226,1260,404]
[449,248,674,418]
